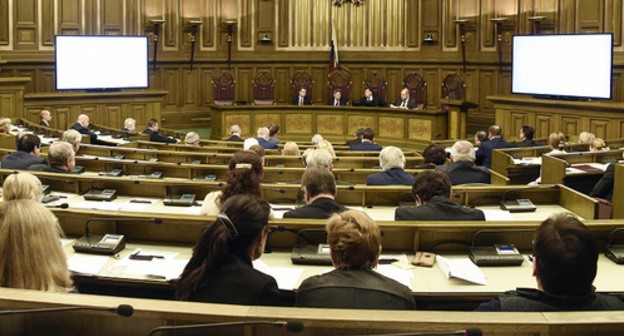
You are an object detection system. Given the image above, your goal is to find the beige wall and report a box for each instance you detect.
[0,0,623,132]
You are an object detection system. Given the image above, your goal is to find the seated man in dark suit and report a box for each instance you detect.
[28,142,76,174]
[348,128,382,151]
[1,134,47,170]
[225,124,244,142]
[389,88,417,109]
[476,213,624,311]
[70,114,99,145]
[395,170,485,220]
[475,124,514,168]
[516,125,542,147]
[296,210,416,310]
[356,88,384,107]
[327,89,348,106]
[436,140,490,185]
[39,109,52,127]
[367,146,414,186]
[589,151,623,201]
[345,127,364,146]
[291,87,312,106]
[256,127,278,150]
[283,167,346,219]
[142,118,178,144]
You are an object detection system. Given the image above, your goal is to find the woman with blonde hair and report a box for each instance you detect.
[281,141,300,156]
[2,172,43,201]
[0,118,12,134]
[590,138,607,152]
[0,199,72,292]
[296,210,415,310]
[62,129,82,153]
[317,139,336,158]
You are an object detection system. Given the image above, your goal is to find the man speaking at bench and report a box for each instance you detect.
[476,213,624,311]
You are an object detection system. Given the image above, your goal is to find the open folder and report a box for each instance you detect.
[436,255,487,285]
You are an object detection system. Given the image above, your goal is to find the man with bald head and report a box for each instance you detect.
[436,140,490,185]
[390,88,417,109]
[226,124,244,142]
[475,125,514,168]
[70,114,99,145]
[39,109,52,127]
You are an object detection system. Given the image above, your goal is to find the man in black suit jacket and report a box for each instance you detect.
[284,167,346,219]
[225,124,244,142]
[291,87,312,106]
[589,152,623,201]
[327,89,348,106]
[1,134,46,170]
[367,146,414,186]
[475,125,514,168]
[349,127,382,151]
[142,118,178,144]
[70,114,100,145]
[345,127,364,146]
[395,170,485,220]
[357,88,384,107]
[516,125,543,147]
[436,140,490,185]
[389,88,417,109]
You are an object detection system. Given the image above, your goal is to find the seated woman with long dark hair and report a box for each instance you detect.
[199,151,263,216]
[176,194,280,305]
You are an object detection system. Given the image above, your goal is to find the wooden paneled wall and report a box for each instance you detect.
[1,0,624,132]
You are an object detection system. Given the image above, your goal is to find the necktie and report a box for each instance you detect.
[334,99,339,106]
[401,100,406,108]
[299,97,303,106]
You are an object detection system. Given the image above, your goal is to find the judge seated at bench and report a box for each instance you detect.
[291,87,312,106]
[356,88,384,107]
[296,210,416,310]
[389,88,417,109]
[436,140,490,185]
[283,167,346,219]
[476,213,624,311]
[395,170,485,221]
[367,146,414,186]
[328,89,348,106]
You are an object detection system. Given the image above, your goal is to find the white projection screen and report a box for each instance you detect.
[512,34,613,99]
[55,35,149,90]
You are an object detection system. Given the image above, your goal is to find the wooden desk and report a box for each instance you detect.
[209,104,449,149]
[491,147,552,185]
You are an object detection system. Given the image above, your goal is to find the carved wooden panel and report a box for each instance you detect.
[535,114,554,139]
[14,0,38,50]
[183,70,198,106]
[561,116,581,136]
[101,0,124,35]
[619,121,624,139]
[239,0,253,48]
[56,108,70,130]
[379,117,405,139]
[58,0,82,36]
[277,0,289,47]
[0,0,8,46]
[423,69,440,108]
[254,113,281,132]
[275,68,290,104]
[104,105,122,127]
[406,1,420,48]
[443,0,457,48]
[40,0,55,46]
[161,68,179,107]
[348,116,375,135]
[606,0,622,46]
[164,0,179,48]
[0,94,16,117]
[478,71,497,109]
[200,69,214,106]
[39,70,56,92]
[408,119,432,141]
[129,104,148,129]
[576,0,603,33]
[386,69,402,103]
[509,111,528,136]
[237,68,253,103]
[202,1,216,48]
[285,113,312,134]
[589,118,610,140]
[317,113,344,135]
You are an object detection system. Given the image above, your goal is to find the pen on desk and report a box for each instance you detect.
[527,255,533,263]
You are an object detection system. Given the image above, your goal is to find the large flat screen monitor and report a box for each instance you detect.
[55,35,149,91]
[512,34,613,100]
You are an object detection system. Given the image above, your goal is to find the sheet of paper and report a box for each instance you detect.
[60,238,75,247]
[107,249,186,280]
[118,200,154,211]
[482,209,515,221]
[253,259,304,290]
[71,201,122,211]
[436,255,487,286]
[375,265,413,290]
[68,254,110,275]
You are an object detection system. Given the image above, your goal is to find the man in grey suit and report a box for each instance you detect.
[436,140,490,185]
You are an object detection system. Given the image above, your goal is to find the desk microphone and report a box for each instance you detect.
[0,304,133,317]
[46,203,69,209]
[148,320,304,336]
[73,217,163,255]
[359,328,482,336]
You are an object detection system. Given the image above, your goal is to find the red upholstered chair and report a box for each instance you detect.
[363,72,388,104]
[253,72,275,105]
[402,73,427,108]
[290,71,314,102]
[212,70,235,105]
[441,74,465,101]
[327,67,352,103]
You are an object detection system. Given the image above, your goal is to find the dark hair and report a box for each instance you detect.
[534,213,598,296]
[17,134,41,153]
[219,151,264,205]
[268,124,279,137]
[362,128,375,141]
[488,125,502,137]
[147,118,158,128]
[475,131,488,143]
[355,127,365,137]
[248,145,266,158]
[412,170,451,202]
[521,125,535,140]
[302,167,337,198]
[176,194,271,300]
[423,144,447,165]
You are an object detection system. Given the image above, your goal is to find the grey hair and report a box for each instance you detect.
[379,146,405,171]
[450,140,475,162]
[305,149,333,169]
[311,134,324,145]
